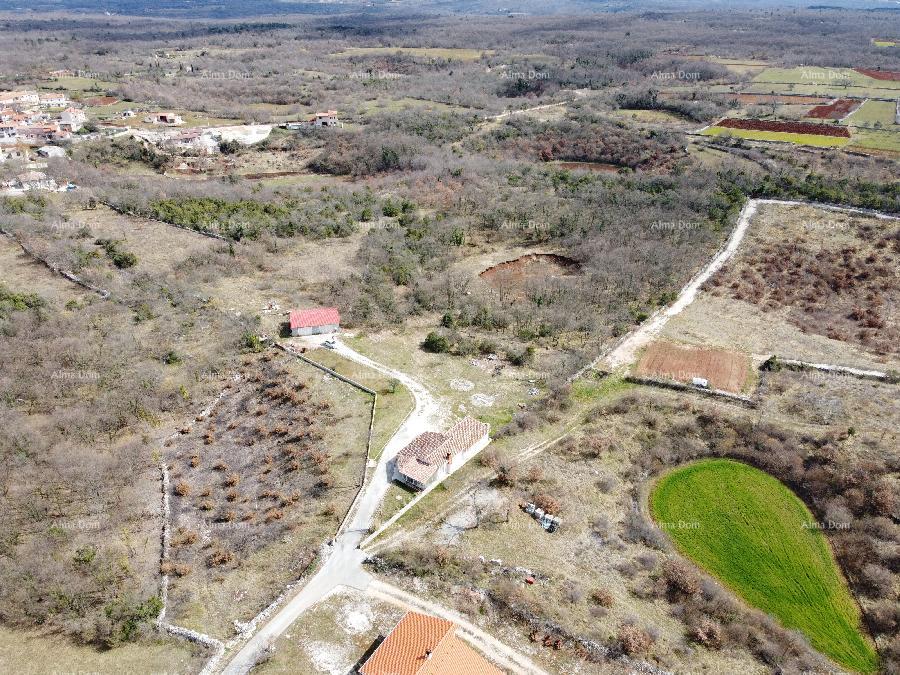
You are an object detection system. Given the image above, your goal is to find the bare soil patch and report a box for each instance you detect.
[634,341,750,393]
[479,253,581,300]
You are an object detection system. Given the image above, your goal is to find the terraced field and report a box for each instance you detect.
[651,459,878,673]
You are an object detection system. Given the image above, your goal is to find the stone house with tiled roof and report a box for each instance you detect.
[393,417,490,491]
[359,610,502,675]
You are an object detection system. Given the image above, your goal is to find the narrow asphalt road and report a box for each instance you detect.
[220,339,444,674]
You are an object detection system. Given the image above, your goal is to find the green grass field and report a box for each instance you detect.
[749,66,900,99]
[841,101,900,152]
[651,459,878,673]
[844,99,899,127]
[701,126,851,148]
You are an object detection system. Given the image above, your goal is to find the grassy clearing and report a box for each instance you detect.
[40,76,121,92]
[841,100,900,151]
[844,99,899,127]
[254,587,405,675]
[849,129,900,152]
[571,372,633,402]
[747,67,900,99]
[651,459,877,673]
[614,109,692,124]
[0,626,207,675]
[331,47,494,61]
[701,126,851,147]
[296,345,415,459]
[753,67,900,90]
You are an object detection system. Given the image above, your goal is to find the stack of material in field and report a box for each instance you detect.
[523,502,561,533]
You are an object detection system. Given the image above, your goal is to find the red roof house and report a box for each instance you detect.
[394,417,490,490]
[289,307,341,336]
[359,611,503,675]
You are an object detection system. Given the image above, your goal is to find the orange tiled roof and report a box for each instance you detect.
[395,431,448,483]
[360,611,502,675]
[394,417,489,485]
[421,633,504,675]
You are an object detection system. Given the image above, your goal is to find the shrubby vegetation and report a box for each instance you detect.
[100,179,377,240]
[469,112,685,170]
[613,88,734,123]
[309,132,428,177]
[0,283,45,318]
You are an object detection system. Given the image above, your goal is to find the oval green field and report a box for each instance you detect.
[650,458,878,673]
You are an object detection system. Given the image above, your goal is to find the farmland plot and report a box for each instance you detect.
[634,341,751,393]
[163,352,371,638]
[652,459,878,673]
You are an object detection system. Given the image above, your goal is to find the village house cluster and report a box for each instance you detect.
[0,88,86,148]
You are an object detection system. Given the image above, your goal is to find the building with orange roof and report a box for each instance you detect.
[359,610,503,675]
[393,417,490,491]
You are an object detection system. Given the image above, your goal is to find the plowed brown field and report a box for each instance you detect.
[634,341,750,393]
[807,98,861,119]
[854,68,900,81]
[714,118,851,137]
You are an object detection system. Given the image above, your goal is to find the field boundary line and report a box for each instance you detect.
[154,387,233,674]
[99,200,229,241]
[274,341,377,394]
[763,355,896,383]
[624,374,757,407]
[272,341,377,537]
[0,227,111,299]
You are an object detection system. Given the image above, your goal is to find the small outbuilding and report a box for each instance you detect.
[289,307,340,337]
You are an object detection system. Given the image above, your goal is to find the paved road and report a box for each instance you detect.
[220,339,444,674]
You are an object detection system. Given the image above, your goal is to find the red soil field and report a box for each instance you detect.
[713,118,851,137]
[83,96,119,106]
[806,98,861,119]
[854,68,900,81]
[634,341,750,393]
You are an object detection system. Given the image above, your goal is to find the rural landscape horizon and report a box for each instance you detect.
[0,1,897,674]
